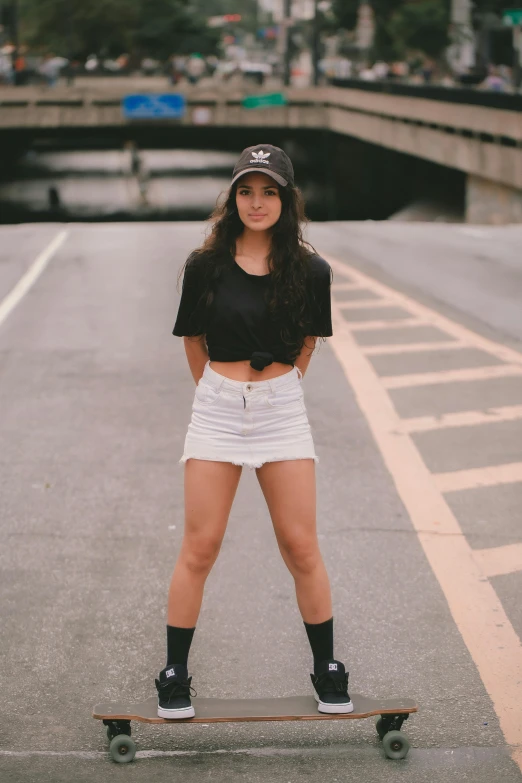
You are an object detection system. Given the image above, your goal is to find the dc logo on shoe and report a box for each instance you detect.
[329,663,338,671]
[165,668,175,678]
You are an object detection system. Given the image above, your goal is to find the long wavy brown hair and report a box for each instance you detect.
[176,178,329,363]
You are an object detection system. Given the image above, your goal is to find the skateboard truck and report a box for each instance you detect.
[377,712,409,735]
[103,719,131,740]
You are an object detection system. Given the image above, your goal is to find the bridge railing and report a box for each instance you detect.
[329,78,522,113]
[0,83,520,150]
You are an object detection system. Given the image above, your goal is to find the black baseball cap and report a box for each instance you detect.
[231,144,294,188]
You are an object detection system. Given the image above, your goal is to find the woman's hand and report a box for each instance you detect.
[183,335,209,384]
[294,337,317,379]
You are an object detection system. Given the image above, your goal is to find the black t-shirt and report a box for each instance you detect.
[172,251,333,366]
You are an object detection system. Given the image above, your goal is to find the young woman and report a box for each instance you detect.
[155,144,353,719]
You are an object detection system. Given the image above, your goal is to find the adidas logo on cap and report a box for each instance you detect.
[250,150,271,165]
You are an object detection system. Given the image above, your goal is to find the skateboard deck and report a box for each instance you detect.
[93,694,418,763]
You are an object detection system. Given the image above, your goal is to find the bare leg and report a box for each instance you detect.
[167,460,242,627]
[255,459,332,623]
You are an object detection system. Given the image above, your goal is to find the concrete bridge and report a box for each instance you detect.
[1,80,521,223]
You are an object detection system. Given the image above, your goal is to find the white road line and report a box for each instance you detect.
[0,751,106,759]
[325,256,522,774]
[0,229,69,329]
[0,748,269,759]
[0,747,373,759]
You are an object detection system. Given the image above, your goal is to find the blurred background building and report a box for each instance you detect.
[1,0,521,89]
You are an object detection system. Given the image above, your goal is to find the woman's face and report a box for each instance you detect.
[235,172,282,232]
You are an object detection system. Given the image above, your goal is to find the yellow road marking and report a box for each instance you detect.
[324,252,522,772]
[331,282,362,291]
[331,257,522,367]
[475,544,522,579]
[401,405,522,433]
[347,317,425,331]
[434,462,522,493]
[338,298,396,309]
[362,341,464,356]
[382,364,522,389]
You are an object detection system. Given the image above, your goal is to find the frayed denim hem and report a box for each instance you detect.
[179,455,319,471]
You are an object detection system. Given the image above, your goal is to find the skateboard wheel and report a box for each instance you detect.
[109,735,136,763]
[382,730,410,760]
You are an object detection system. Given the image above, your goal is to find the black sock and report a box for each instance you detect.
[304,617,334,671]
[166,625,195,668]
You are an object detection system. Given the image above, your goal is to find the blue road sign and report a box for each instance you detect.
[122,94,186,119]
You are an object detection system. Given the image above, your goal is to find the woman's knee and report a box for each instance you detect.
[180,536,222,576]
[280,537,322,576]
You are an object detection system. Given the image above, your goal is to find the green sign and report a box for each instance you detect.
[503,9,522,25]
[242,92,287,110]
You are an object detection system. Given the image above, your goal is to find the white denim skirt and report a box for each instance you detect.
[179,360,319,470]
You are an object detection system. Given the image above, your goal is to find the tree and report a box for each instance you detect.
[134,0,219,57]
[331,0,359,32]
[332,0,451,60]
[388,1,450,59]
[19,0,139,57]
[17,0,218,59]
[331,0,403,60]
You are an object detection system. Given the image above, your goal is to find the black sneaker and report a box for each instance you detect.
[155,664,196,719]
[310,659,354,714]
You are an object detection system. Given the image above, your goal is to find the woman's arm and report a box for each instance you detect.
[183,335,209,384]
[294,336,317,379]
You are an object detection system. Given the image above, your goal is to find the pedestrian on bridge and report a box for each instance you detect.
[155,144,353,720]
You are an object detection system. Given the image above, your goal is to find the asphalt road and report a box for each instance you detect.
[0,221,521,782]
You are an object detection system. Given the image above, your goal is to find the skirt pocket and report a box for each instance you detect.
[194,381,223,407]
[264,385,305,410]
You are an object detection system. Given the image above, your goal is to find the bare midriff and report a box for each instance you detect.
[209,360,293,382]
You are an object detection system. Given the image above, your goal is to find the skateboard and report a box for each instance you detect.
[93,693,417,763]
